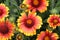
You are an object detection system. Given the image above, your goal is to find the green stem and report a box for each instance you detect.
[27,37,30,40]
[19,0,22,4]
[50,0,55,9]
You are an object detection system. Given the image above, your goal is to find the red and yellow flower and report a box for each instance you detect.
[23,0,49,13]
[0,19,15,40]
[0,3,9,20]
[36,30,59,40]
[17,12,43,36]
[47,15,60,29]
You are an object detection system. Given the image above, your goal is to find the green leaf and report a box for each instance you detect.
[4,0,10,6]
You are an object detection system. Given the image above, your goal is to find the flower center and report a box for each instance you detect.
[0,23,9,34]
[53,19,58,24]
[31,0,41,8]
[24,19,34,28]
[27,19,32,24]
[44,36,50,40]
[33,0,39,6]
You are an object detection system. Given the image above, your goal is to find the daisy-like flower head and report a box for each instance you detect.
[47,15,60,29]
[23,0,49,13]
[16,34,23,40]
[17,12,43,36]
[0,19,15,40]
[36,30,59,40]
[0,3,9,20]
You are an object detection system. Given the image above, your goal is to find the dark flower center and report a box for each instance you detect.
[0,9,3,16]
[0,23,9,34]
[31,0,42,8]
[26,19,32,24]
[24,19,34,28]
[53,19,58,24]
[33,0,39,6]
[44,36,50,40]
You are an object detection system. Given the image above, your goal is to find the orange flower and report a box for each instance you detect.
[23,0,49,13]
[36,30,59,40]
[17,12,43,36]
[0,3,9,20]
[47,15,60,29]
[0,19,15,40]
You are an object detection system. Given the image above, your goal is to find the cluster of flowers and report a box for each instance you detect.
[0,3,15,40]
[0,0,60,40]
